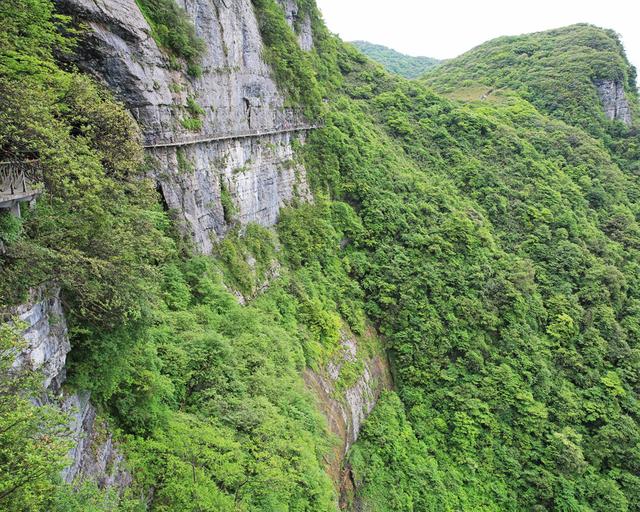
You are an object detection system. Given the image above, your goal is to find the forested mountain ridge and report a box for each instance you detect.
[423,24,639,138]
[1,1,640,512]
[350,41,439,78]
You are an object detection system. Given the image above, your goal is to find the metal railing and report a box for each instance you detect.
[143,124,319,149]
[0,160,42,197]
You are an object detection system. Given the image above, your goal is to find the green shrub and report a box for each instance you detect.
[135,0,204,68]
[186,96,205,116]
[0,210,22,243]
[180,116,202,131]
[180,96,205,131]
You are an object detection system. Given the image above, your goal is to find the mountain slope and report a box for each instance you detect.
[1,2,640,512]
[351,40,439,78]
[423,24,639,138]
[310,37,640,508]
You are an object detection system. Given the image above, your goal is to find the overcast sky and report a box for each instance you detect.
[315,0,640,75]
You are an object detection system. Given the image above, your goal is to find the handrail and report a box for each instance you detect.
[0,160,42,197]
[143,124,319,149]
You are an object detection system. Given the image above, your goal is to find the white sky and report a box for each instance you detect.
[315,0,640,76]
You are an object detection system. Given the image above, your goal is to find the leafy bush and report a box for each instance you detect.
[135,0,204,69]
[0,210,22,244]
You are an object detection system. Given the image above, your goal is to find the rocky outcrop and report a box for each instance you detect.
[58,0,313,253]
[4,286,130,492]
[277,0,314,51]
[9,285,69,393]
[303,331,392,506]
[152,130,310,253]
[61,392,132,489]
[595,79,632,125]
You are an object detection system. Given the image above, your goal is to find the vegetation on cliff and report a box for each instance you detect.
[0,1,342,509]
[318,23,640,512]
[2,0,640,511]
[135,0,204,75]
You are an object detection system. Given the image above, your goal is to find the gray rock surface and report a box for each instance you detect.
[58,0,313,253]
[303,330,392,501]
[61,391,132,490]
[306,333,391,456]
[151,130,310,253]
[595,79,632,125]
[8,285,69,393]
[277,0,314,51]
[3,286,130,492]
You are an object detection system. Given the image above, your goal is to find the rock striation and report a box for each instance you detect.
[4,286,130,492]
[152,130,310,253]
[595,79,632,126]
[58,0,313,253]
[9,285,70,393]
[277,0,314,51]
[61,391,132,489]
[303,331,392,505]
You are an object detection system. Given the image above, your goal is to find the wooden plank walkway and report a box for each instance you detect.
[142,124,318,149]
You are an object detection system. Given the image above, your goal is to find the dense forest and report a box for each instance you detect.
[1,1,640,511]
[350,41,439,78]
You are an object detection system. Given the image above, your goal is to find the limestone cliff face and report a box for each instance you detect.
[58,0,312,253]
[152,131,310,253]
[595,79,632,126]
[61,391,132,490]
[10,285,70,393]
[277,0,314,51]
[5,286,130,491]
[38,0,390,502]
[303,332,392,507]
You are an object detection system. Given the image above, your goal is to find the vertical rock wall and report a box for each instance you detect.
[9,285,70,393]
[303,332,393,507]
[150,130,310,252]
[595,78,632,125]
[3,286,130,492]
[58,0,313,253]
[277,0,314,51]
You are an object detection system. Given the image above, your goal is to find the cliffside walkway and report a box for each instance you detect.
[0,160,43,216]
[142,124,319,149]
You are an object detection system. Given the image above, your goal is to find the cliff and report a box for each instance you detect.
[595,78,633,125]
[4,0,390,502]
[4,1,640,509]
[6,286,130,492]
[58,0,312,253]
[304,331,392,507]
